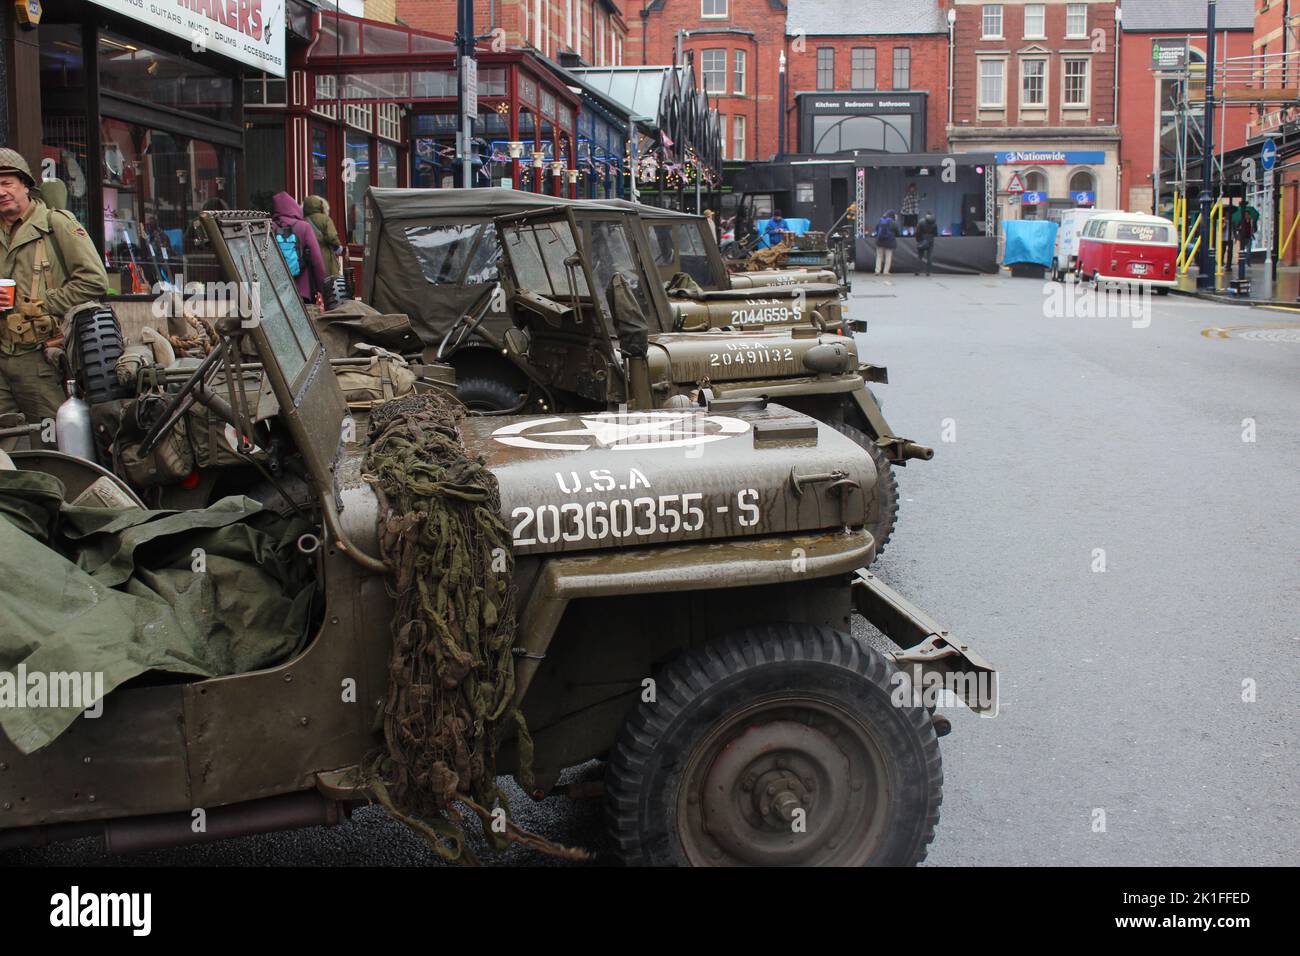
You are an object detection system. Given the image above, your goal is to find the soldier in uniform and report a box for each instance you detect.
[0,148,109,435]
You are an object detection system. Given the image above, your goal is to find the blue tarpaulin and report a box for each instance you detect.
[1002,220,1059,267]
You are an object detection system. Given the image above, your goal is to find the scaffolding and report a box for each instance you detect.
[1162,45,1300,283]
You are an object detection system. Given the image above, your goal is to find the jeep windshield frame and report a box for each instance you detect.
[200,211,349,504]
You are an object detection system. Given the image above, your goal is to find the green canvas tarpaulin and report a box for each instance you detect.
[0,469,317,754]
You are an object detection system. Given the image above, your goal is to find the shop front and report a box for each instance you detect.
[33,0,287,293]
[991,146,1117,223]
[797,92,930,155]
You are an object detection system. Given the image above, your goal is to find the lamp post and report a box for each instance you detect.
[777,50,786,159]
[1197,0,1218,289]
[507,140,525,190]
[456,0,476,188]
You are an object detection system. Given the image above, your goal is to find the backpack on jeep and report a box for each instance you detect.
[276,227,303,277]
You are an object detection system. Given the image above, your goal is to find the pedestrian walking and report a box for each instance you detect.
[914,211,939,277]
[1232,200,1259,281]
[271,191,327,306]
[0,148,108,440]
[303,195,343,278]
[874,210,898,275]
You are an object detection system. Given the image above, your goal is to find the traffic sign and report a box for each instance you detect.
[1262,139,1278,172]
[1007,172,1025,193]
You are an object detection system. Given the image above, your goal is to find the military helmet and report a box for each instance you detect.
[0,148,36,188]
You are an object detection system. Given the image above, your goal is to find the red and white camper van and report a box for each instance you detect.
[1076,213,1178,292]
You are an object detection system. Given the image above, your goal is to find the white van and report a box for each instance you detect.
[1051,208,1117,281]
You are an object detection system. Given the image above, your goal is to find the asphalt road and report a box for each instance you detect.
[15,274,1298,867]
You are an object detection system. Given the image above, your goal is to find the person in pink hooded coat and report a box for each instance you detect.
[270,191,327,304]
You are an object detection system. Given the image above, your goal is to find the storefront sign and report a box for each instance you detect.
[1021,191,1047,205]
[462,57,478,122]
[996,151,1106,166]
[1072,191,1096,206]
[1151,39,1188,71]
[805,95,921,114]
[86,0,286,76]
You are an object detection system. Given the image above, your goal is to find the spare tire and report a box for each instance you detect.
[71,306,131,403]
[322,274,350,311]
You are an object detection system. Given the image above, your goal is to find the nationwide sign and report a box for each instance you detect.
[995,150,1106,166]
[87,0,286,76]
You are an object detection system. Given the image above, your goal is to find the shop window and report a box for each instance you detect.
[245,74,288,106]
[344,133,371,246]
[99,118,238,293]
[377,142,399,189]
[796,182,815,204]
[39,24,85,91]
[1069,169,1096,201]
[812,114,912,154]
[41,114,92,233]
[246,118,287,215]
[98,32,234,125]
[309,126,331,201]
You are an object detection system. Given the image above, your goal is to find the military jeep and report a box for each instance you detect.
[0,211,994,866]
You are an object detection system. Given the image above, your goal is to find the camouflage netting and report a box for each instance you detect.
[362,392,586,864]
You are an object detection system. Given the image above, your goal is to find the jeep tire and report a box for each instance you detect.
[605,624,943,866]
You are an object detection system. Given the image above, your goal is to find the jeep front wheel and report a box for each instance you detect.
[605,624,942,866]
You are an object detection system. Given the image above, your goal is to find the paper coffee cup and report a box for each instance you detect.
[0,279,15,309]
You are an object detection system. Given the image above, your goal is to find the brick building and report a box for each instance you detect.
[619,0,953,162]
[784,0,951,156]
[1117,0,1254,216]
[947,0,1122,222]
[398,0,629,66]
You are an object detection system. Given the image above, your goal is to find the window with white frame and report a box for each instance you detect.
[979,59,1005,107]
[703,0,727,17]
[1023,3,1045,39]
[1021,58,1046,107]
[702,49,727,93]
[893,48,910,89]
[816,48,834,91]
[345,99,373,133]
[377,103,402,141]
[313,74,338,119]
[851,48,876,89]
[732,114,745,160]
[982,5,1004,39]
[1066,3,1088,38]
[566,0,574,49]
[734,49,746,94]
[1063,58,1089,106]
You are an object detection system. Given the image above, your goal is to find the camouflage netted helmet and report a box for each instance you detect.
[0,148,35,188]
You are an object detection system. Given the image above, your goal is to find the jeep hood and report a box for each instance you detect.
[457,403,874,557]
[646,329,858,386]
